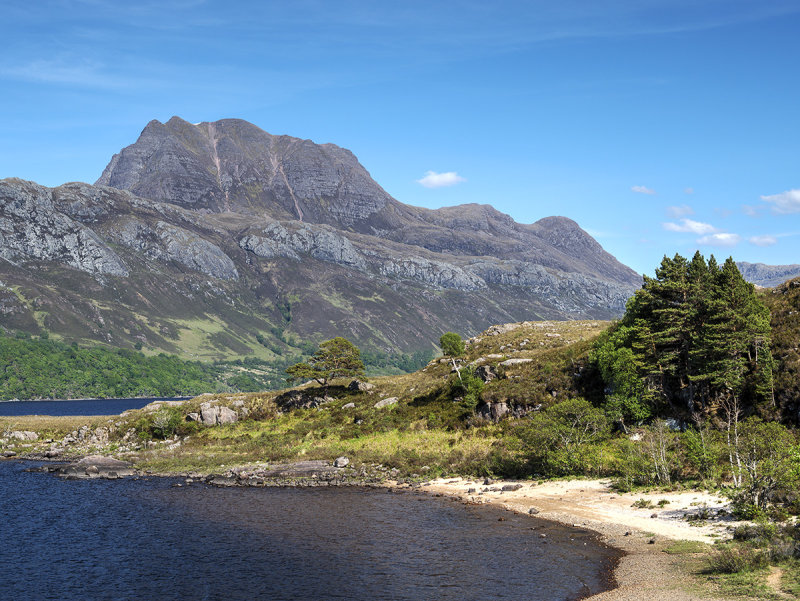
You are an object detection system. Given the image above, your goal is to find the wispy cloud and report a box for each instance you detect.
[666,204,694,218]
[742,204,761,217]
[697,233,741,247]
[663,218,717,235]
[760,189,800,214]
[631,185,655,195]
[684,187,694,195]
[416,170,466,189]
[0,58,155,90]
[749,235,778,247]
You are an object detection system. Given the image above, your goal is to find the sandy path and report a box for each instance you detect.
[392,477,740,601]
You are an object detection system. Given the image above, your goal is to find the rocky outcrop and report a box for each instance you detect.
[348,380,375,393]
[54,455,136,479]
[0,179,128,276]
[476,400,538,422]
[274,389,335,411]
[197,402,239,426]
[376,255,484,290]
[239,221,366,269]
[112,218,238,280]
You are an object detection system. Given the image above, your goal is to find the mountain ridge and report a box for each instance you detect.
[0,117,640,360]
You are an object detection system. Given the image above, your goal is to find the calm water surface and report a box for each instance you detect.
[0,460,620,600]
[0,397,187,416]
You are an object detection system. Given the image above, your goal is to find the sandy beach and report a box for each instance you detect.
[397,477,740,601]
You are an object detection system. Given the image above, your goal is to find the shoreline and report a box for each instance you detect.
[10,452,735,600]
[0,395,192,403]
[393,476,737,601]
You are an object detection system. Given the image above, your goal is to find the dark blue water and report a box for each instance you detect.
[0,397,188,416]
[0,461,619,601]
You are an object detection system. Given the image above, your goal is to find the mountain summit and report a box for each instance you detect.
[0,117,639,359]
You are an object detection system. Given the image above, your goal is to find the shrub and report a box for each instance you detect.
[731,501,767,522]
[707,546,768,574]
[449,367,484,406]
[521,398,608,477]
[151,406,184,439]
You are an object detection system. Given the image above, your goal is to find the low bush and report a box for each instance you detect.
[707,546,768,574]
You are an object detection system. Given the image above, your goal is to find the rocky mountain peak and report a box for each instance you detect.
[96,116,394,229]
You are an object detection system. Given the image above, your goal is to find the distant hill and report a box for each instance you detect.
[0,117,639,360]
[737,261,800,288]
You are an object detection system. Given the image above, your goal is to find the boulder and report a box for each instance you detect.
[333,456,350,468]
[502,483,523,492]
[475,365,498,383]
[200,403,219,426]
[198,402,239,426]
[476,400,539,422]
[498,358,533,367]
[341,402,356,409]
[89,427,109,445]
[10,431,38,441]
[186,412,201,422]
[275,389,332,410]
[374,397,398,409]
[348,380,375,393]
[217,406,238,425]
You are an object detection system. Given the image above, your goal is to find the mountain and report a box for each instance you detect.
[737,261,800,288]
[0,117,639,360]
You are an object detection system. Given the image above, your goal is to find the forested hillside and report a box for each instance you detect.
[0,334,225,399]
[0,333,433,401]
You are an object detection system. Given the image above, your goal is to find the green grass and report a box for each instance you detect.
[1,414,110,439]
[706,568,780,600]
[781,562,800,597]
[663,540,711,555]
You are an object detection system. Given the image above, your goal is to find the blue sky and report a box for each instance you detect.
[2,0,799,275]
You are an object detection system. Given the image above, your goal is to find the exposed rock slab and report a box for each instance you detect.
[55,455,136,479]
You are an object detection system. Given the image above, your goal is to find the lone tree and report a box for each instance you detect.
[286,337,365,391]
[440,332,465,381]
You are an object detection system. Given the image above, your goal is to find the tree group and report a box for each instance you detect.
[593,252,774,425]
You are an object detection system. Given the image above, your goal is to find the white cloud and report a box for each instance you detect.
[666,204,694,218]
[749,235,778,247]
[742,204,760,217]
[697,233,742,247]
[684,187,694,195]
[416,170,466,189]
[760,189,800,214]
[631,185,655,195]
[663,218,718,235]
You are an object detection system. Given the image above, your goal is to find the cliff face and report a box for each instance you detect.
[0,117,640,359]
